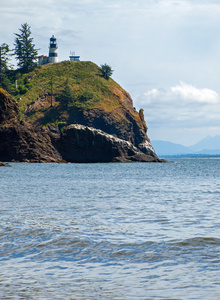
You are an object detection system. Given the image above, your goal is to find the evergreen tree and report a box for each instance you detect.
[100,63,113,80]
[0,43,12,72]
[0,43,13,91]
[58,80,74,107]
[14,23,38,72]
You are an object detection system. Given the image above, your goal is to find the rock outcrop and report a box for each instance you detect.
[0,87,163,163]
[0,88,20,124]
[0,161,10,167]
[0,88,63,163]
[69,106,156,157]
[20,61,157,158]
[60,88,155,157]
[0,122,63,163]
[59,124,161,163]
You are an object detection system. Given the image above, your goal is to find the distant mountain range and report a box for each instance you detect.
[152,135,220,156]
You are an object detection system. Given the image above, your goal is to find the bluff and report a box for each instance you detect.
[0,62,162,163]
[19,61,156,157]
[0,88,63,163]
[0,88,19,124]
[59,124,160,163]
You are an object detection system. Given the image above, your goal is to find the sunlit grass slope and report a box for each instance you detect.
[17,61,129,126]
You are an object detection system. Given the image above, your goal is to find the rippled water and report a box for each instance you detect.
[0,159,220,299]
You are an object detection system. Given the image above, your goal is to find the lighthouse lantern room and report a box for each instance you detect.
[48,35,58,63]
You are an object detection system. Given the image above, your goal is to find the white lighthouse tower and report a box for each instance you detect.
[48,35,58,63]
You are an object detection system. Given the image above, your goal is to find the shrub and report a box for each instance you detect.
[100,63,113,80]
[18,85,28,94]
[57,121,67,132]
[78,91,94,102]
[58,80,75,107]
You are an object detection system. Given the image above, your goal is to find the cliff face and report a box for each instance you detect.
[19,61,157,157]
[59,124,160,163]
[0,88,20,124]
[0,122,63,163]
[0,88,63,163]
[0,62,162,163]
[66,99,155,156]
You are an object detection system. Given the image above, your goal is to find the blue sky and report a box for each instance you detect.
[1,0,220,145]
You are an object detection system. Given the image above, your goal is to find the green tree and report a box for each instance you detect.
[0,43,12,72]
[0,43,13,91]
[100,63,113,80]
[14,23,38,72]
[0,74,11,92]
[58,80,74,107]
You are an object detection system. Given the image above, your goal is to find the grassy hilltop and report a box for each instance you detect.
[14,60,148,147]
[17,61,127,123]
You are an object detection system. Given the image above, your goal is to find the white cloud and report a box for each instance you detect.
[144,81,219,104]
[171,81,219,104]
[136,81,220,127]
[135,82,220,144]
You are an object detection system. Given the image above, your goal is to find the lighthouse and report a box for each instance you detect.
[48,35,58,63]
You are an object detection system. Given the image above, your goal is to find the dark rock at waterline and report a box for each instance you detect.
[0,88,164,163]
[0,88,63,162]
[0,161,10,167]
[0,122,163,163]
[0,122,63,163]
[59,124,163,163]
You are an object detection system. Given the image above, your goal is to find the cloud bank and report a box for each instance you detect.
[136,82,220,144]
[144,81,219,105]
[139,81,220,124]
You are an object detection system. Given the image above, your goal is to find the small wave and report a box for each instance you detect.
[174,237,220,247]
[204,190,220,194]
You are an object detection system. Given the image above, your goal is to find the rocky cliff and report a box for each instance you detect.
[0,88,20,124]
[0,64,163,163]
[0,88,63,163]
[18,61,157,157]
[0,122,63,163]
[59,124,160,163]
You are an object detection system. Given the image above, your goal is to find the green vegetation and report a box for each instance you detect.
[14,60,124,126]
[0,23,38,93]
[100,63,113,80]
[0,23,123,128]
[0,43,13,92]
[57,121,67,132]
[57,79,75,108]
[14,23,38,72]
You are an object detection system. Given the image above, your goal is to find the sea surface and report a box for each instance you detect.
[0,158,220,299]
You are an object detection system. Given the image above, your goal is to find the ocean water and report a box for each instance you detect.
[0,158,220,299]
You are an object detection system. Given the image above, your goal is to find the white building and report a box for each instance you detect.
[69,51,80,62]
[48,35,58,63]
[38,35,58,65]
[38,36,81,65]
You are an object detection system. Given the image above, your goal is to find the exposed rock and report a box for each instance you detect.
[0,122,63,163]
[139,108,148,132]
[0,88,63,163]
[66,106,157,158]
[0,88,20,124]
[0,121,162,163]
[0,161,11,167]
[59,124,162,163]
[0,87,164,163]
[22,62,157,157]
